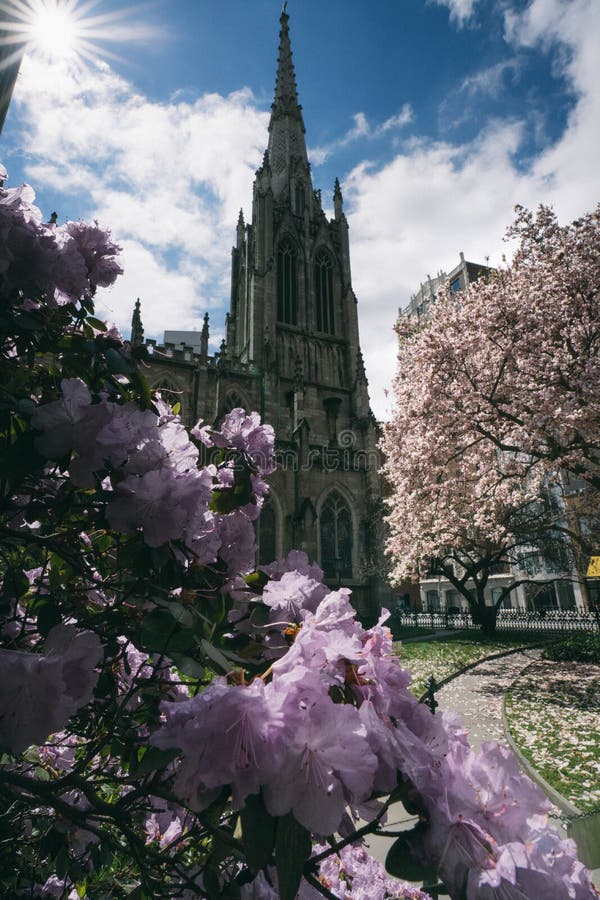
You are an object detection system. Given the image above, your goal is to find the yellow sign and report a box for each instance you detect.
[587,557,600,577]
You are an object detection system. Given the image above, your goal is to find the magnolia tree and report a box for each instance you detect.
[0,172,597,900]
[382,205,600,633]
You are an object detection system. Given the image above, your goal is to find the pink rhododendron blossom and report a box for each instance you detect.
[262,570,328,620]
[215,511,257,575]
[260,549,324,582]
[144,798,190,851]
[63,220,123,291]
[315,841,433,899]
[31,378,93,459]
[153,677,285,811]
[241,844,433,899]
[107,467,212,547]
[0,625,102,753]
[38,733,80,774]
[263,670,378,834]
[212,408,277,473]
[38,875,80,899]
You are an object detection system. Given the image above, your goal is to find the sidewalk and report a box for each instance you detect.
[435,648,539,748]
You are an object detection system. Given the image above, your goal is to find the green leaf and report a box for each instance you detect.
[249,602,271,628]
[167,602,195,628]
[37,601,62,637]
[133,746,180,777]
[87,317,107,332]
[244,570,269,591]
[15,398,37,417]
[385,826,437,883]
[2,567,30,600]
[92,532,114,553]
[203,866,221,900]
[55,845,69,879]
[392,778,428,817]
[240,794,277,874]
[140,609,174,644]
[200,639,234,673]
[275,813,312,900]
[130,368,152,409]
[170,652,205,679]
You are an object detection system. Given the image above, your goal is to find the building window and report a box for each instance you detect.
[277,240,298,326]
[426,590,440,612]
[556,580,576,611]
[446,589,463,613]
[314,251,335,334]
[295,182,305,217]
[450,277,461,293]
[226,390,245,411]
[257,499,277,566]
[320,491,352,580]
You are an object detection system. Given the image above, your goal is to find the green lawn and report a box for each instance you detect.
[395,632,540,697]
[505,660,600,812]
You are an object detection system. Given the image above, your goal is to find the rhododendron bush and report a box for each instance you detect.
[1,173,597,899]
[382,205,600,634]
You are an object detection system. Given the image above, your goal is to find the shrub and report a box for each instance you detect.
[543,632,600,663]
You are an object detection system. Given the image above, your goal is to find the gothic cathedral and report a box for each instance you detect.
[135,10,387,621]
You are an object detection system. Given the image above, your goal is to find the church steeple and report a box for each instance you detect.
[267,7,310,196]
[130,297,144,347]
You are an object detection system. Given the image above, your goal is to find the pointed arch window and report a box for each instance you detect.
[277,240,298,326]
[225,390,246,412]
[320,490,353,580]
[257,499,277,566]
[315,251,335,335]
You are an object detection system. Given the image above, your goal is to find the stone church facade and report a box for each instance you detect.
[132,10,388,621]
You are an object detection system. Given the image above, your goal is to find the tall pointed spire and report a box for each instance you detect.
[270,7,302,123]
[267,7,310,191]
[130,298,144,347]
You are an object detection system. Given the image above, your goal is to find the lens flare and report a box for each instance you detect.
[0,0,161,72]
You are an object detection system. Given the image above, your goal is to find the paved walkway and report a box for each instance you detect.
[436,648,540,748]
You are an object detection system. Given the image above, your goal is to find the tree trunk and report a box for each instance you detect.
[471,602,497,638]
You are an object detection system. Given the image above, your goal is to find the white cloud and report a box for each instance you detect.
[378,104,414,133]
[12,54,268,341]
[430,0,481,27]
[506,0,600,220]
[458,58,522,98]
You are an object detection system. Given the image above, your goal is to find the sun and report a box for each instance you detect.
[25,2,81,61]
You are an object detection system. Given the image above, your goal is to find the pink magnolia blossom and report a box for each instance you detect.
[382,205,600,622]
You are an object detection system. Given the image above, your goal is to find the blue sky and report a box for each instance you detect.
[1,0,599,419]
